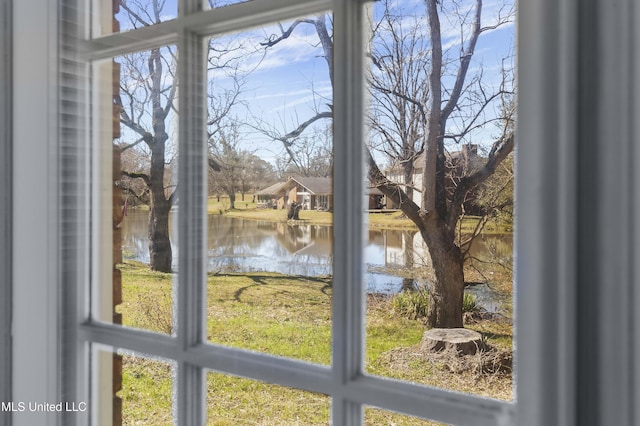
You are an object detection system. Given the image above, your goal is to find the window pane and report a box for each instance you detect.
[365,406,447,426]
[93,0,178,38]
[119,351,175,425]
[364,0,515,400]
[207,371,330,424]
[92,346,175,425]
[205,15,334,364]
[93,45,178,336]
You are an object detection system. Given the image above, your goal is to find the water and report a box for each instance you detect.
[120,210,512,306]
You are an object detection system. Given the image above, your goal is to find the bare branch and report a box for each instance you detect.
[208,157,221,172]
[446,131,514,231]
[440,0,482,123]
[119,136,149,152]
[260,19,315,48]
[121,170,151,187]
[119,1,152,27]
[115,94,150,138]
[278,111,332,145]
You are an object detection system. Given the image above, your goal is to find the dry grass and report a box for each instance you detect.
[366,294,513,401]
[118,261,513,424]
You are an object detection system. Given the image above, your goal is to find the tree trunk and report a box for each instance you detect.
[146,46,173,273]
[148,197,172,272]
[229,192,236,209]
[421,224,465,328]
[147,112,172,271]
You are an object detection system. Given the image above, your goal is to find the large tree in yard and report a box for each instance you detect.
[116,42,177,272]
[262,0,514,328]
[368,0,514,327]
[116,0,243,272]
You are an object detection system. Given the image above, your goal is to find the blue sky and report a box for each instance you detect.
[113,0,515,165]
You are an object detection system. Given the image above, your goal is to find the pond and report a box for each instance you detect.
[121,210,512,311]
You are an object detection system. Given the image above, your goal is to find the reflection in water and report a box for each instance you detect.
[121,210,512,299]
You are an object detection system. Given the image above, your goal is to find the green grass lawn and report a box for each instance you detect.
[117,261,512,425]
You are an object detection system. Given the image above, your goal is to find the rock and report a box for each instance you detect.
[420,328,484,355]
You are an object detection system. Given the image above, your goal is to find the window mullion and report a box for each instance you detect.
[516,0,579,424]
[331,0,366,424]
[175,23,207,426]
[0,0,12,418]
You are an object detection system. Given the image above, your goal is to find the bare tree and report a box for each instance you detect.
[369,0,515,327]
[368,3,430,202]
[116,0,178,272]
[116,0,244,271]
[208,124,272,208]
[260,0,515,328]
[275,126,333,178]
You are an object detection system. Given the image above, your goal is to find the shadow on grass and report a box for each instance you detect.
[227,274,333,302]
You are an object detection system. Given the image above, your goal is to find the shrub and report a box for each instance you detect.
[392,289,480,321]
[392,287,429,321]
[136,292,173,334]
[462,292,480,314]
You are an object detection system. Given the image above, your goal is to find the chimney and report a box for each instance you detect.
[462,144,478,158]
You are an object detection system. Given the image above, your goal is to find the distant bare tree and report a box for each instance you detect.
[275,126,332,178]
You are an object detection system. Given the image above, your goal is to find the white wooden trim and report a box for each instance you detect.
[175,0,208,419]
[331,0,366,424]
[0,0,12,424]
[12,1,61,425]
[81,0,332,61]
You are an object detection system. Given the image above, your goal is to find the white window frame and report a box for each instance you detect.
[9,0,640,425]
[0,0,12,422]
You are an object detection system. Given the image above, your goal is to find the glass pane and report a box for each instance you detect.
[93,45,178,335]
[365,406,447,426]
[364,0,515,400]
[119,351,175,425]
[92,346,175,425]
[93,0,178,37]
[207,371,330,424]
[205,15,334,364]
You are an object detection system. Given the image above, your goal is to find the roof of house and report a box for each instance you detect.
[255,181,286,196]
[285,176,333,195]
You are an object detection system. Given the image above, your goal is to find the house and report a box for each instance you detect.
[259,178,385,211]
[383,144,485,214]
[255,181,286,209]
[282,176,333,210]
[255,176,333,211]
[367,186,385,210]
